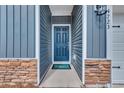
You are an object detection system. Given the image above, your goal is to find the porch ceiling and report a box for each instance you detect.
[49,5,73,16]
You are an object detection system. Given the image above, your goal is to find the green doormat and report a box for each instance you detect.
[52,64,71,69]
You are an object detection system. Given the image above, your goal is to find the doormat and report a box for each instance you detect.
[52,64,71,69]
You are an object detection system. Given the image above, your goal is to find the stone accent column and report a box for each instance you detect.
[85,59,111,88]
[0,59,37,88]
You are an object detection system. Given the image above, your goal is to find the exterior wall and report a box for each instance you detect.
[113,13,124,24]
[85,59,111,88]
[52,16,72,24]
[112,13,124,83]
[71,5,83,81]
[0,5,37,88]
[0,59,37,88]
[87,5,106,58]
[0,5,35,58]
[40,6,52,81]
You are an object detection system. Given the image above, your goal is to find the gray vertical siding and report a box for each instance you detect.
[52,16,72,24]
[87,5,106,58]
[21,6,28,57]
[0,5,35,58]
[40,5,52,80]
[7,6,14,57]
[0,6,7,57]
[28,6,35,57]
[71,5,83,81]
[14,6,21,57]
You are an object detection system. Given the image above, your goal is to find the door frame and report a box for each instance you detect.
[52,24,71,64]
[106,5,113,86]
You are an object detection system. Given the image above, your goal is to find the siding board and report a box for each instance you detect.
[7,5,14,57]
[92,9,100,58]
[21,5,28,57]
[72,5,83,81]
[87,5,106,58]
[100,14,106,57]
[14,5,21,57]
[87,6,93,57]
[28,5,35,57]
[40,5,52,80]
[0,6,7,57]
[0,5,35,58]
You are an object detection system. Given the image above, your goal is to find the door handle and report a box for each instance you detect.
[112,25,120,28]
[112,66,120,69]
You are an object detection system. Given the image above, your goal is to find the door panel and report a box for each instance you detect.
[112,24,124,83]
[54,26,69,61]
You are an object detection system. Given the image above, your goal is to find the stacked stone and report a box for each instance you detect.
[0,59,37,88]
[85,59,111,87]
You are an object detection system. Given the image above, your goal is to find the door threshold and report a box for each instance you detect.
[53,62,70,64]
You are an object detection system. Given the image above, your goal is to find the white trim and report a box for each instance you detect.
[53,62,70,64]
[106,5,113,87]
[52,24,71,64]
[0,58,37,59]
[82,5,87,85]
[35,5,40,85]
[107,5,112,60]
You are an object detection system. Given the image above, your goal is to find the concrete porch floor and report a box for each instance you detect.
[39,64,124,88]
[40,64,82,88]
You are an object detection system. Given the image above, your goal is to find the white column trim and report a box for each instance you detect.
[106,5,113,88]
[82,5,87,85]
[35,5,40,85]
[107,5,113,60]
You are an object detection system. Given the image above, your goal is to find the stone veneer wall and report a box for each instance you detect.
[85,59,111,87]
[0,59,37,88]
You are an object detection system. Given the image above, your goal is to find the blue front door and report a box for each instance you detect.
[54,26,69,61]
